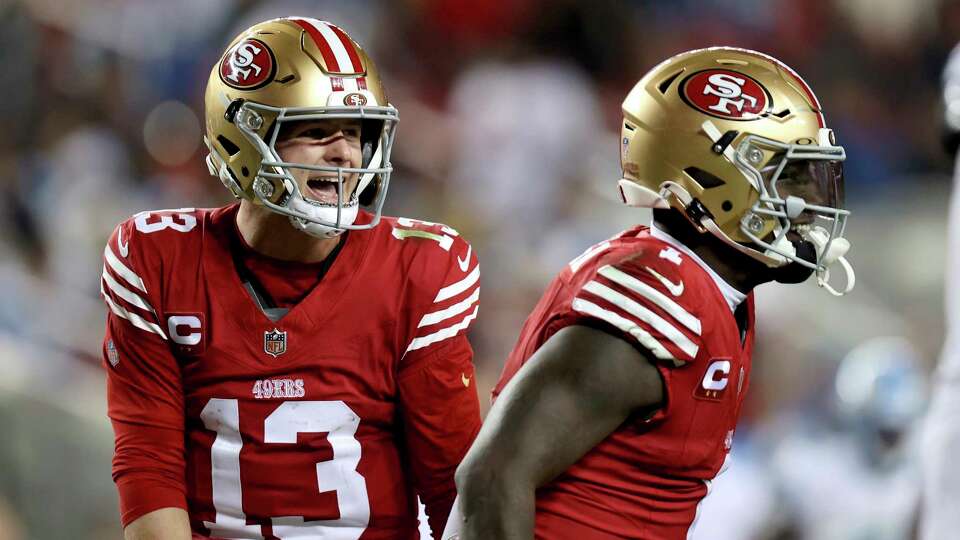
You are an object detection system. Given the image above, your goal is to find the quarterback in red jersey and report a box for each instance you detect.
[100,17,481,540]
[449,47,854,539]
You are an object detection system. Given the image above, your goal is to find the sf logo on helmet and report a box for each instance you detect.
[343,92,368,106]
[219,38,276,90]
[703,74,757,114]
[681,69,769,120]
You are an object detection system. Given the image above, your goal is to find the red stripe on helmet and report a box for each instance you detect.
[737,48,826,128]
[357,77,368,90]
[780,65,826,128]
[291,18,340,72]
[326,23,363,73]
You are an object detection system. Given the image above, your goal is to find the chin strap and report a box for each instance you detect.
[806,226,856,296]
[667,181,856,296]
[661,181,786,267]
[816,257,856,296]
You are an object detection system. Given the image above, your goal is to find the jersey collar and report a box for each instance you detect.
[649,223,746,312]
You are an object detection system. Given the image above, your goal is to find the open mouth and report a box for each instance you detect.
[305,176,345,205]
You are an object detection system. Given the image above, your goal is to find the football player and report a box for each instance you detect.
[920,41,960,540]
[99,18,481,540]
[447,47,854,539]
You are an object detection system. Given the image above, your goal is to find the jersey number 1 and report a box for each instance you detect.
[391,217,458,251]
[200,399,369,539]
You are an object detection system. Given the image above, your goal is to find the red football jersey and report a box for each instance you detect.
[493,225,755,540]
[100,204,481,539]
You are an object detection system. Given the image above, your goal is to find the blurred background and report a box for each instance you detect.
[0,0,956,538]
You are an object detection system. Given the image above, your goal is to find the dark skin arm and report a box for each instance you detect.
[452,325,665,539]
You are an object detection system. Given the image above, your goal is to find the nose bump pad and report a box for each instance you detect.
[785,195,806,219]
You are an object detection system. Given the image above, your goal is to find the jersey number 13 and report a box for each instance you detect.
[199,399,369,539]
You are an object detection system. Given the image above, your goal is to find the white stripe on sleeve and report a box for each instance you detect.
[569,241,610,273]
[102,267,156,314]
[571,297,676,362]
[104,244,147,293]
[101,282,168,340]
[598,266,701,335]
[418,287,480,328]
[582,280,699,358]
[434,266,479,302]
[406,305,479,353]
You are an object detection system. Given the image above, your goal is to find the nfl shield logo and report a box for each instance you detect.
[106,339,120,367]
[264,328,287,357]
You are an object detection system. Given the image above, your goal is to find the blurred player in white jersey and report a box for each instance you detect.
[771,337,924,540]
[920,42,960,540]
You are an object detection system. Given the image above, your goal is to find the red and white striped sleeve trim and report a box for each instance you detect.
[290,18,364,74]
[101,242,167,340]
[572,264,701,365]
[405,264,480,353]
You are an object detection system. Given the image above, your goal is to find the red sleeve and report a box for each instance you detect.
[544,256,706,425]
[401,232,479,356]
[396,228,481,537]
[397,335,481,538]
[101,221,187,526]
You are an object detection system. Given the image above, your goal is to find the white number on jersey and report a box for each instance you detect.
[391,217,459,251]
[200,399,369,539]
[134,208,198,234]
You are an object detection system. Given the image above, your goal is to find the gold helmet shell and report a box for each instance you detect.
[619,47,852,293]
[204,17,399,237]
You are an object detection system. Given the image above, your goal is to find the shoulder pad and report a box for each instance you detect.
[388,217,480,354]
[99,208,206,340]
[569,237,704,365]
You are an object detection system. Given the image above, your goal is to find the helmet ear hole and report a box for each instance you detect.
[217,135,241,156]
[683,167,726,189]
[722,201,733,212]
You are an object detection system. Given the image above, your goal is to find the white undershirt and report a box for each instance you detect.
[649,224,746,313]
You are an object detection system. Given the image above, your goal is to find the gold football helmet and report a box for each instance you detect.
[204,17,399,238]
[620,47,853,295]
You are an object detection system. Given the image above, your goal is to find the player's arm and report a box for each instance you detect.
[398,336,482,536]
[397,226,482,537]
[453,325,664,540]
[101,222,189,533]
[123,508,191,540]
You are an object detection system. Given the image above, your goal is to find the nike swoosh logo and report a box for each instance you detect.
[646,267,684,296]
[117,227,129,258]
[461,373,471,388]
[457,245,472,272]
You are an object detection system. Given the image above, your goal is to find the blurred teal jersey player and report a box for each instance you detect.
[921,41,960,540]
